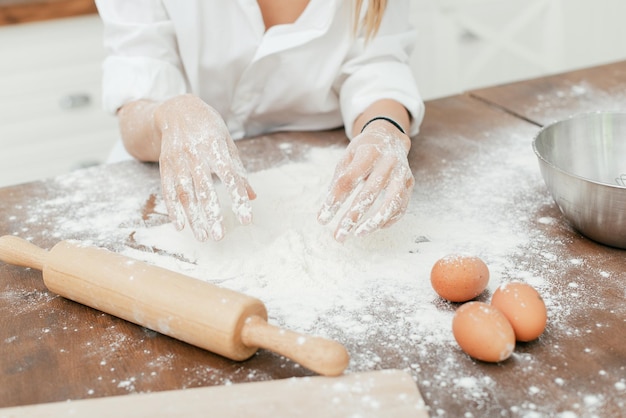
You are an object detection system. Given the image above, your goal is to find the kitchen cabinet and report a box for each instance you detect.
[0,14,118,188]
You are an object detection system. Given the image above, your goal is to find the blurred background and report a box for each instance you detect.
[1,0,625,188]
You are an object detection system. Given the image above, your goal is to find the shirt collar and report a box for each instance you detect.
[241,0,341,59]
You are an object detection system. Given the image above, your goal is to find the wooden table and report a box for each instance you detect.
[470,60,626,126]
[0,0,96,26]
[1,63,625,417]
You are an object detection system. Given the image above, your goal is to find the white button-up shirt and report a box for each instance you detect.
[96,0,424,139]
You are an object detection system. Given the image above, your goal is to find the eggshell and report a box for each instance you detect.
[452,301,515,363]
[491,281,547,342]
[430,254,489,302]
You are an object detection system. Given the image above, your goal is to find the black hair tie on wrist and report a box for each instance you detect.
[361,116,406,135]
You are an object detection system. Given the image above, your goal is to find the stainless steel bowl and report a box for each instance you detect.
[532,112,626,249]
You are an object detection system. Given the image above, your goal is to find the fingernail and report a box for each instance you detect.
[211,222,224,241]
[318,202,340,225]
[354,222,372,237]
[234,203,253,225]
[174,206,185,230]
[334,228,348,243]
[355,214,383,237]
[334,217,356,242]
[195,228,209,242]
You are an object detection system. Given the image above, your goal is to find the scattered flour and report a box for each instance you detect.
[4,124,625,416]
[528,80,626,126]
[124,145,530,344]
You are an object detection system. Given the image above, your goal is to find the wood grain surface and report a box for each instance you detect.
[1,66,625,416]
[469,60,626,127]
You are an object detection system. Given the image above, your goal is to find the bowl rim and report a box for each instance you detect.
[532,111,626,190]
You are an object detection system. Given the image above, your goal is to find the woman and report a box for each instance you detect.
[96,0,424,242]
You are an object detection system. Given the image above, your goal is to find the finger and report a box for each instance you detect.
[191,162,224,241]
[317,146,357,225]
[225,138,257,201]
[160,162,186,231]
[226,136,250,177]
[318,145,379,225]
[218,168,253,225]
[178,173,211,242]
[205,139,254,225]
[233,165,256,201]
[354,167,414,237]
[376,188,410,230]
[229,156,257,202]
[380,174,414,229]
[245,181,257,200]
[333,155,395,242]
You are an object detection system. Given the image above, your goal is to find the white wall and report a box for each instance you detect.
[1,2,625,186]
[408,0,626,99]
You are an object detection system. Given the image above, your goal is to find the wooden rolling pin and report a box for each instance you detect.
[0,236,349,376]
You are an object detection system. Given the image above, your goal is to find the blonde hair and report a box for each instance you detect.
[354,0,388,39]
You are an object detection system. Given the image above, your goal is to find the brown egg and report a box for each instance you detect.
[491,281,547,342]
[452,302,515,363]
[430,254,489,302]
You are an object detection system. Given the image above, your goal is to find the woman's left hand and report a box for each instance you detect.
[317,121,414,242]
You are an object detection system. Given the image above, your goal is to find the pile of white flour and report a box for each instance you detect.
[123,143,543,348]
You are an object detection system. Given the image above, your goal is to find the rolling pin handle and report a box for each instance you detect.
[0,235,48,271]
[240,315,350,377]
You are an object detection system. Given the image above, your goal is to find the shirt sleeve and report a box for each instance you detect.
[337,1,425,139]
[95,0,188,114]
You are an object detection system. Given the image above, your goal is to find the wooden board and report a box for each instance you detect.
[0,370,428,418]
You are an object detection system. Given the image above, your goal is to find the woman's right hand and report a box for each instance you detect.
[154,94,256,241]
